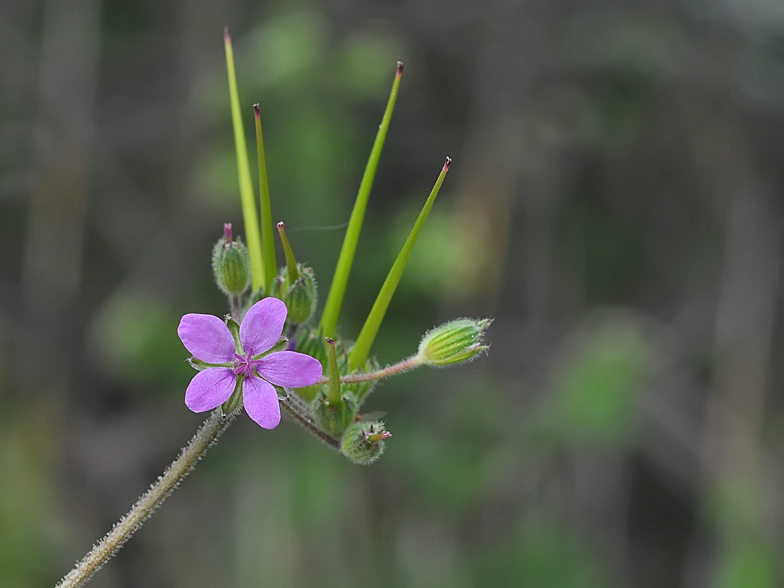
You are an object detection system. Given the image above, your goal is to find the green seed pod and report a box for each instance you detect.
[340,421,390,465]
[212,224,251,297]
[417,318,491,366]
[312,390,358,437]
[282,265,317,324]
[272,222,318,324]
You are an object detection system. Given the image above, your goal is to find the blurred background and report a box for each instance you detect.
[2,0,784,586]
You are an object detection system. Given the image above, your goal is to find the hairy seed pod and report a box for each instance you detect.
[282,265,317,324]
[312,390,358,437]
[340,421,390,465]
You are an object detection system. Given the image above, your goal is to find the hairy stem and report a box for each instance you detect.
[230,294,242,321]
[318,356,422,385]
[56,408,241,588]
[279,393,340,449]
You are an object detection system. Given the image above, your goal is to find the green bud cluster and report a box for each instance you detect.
[208,225,492,466]
[340,421,390,465]
[211,225,251,297]
[417,318,491,366]
[212,55,491,466]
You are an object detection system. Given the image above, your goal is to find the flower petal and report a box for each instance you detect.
[257,351,323,388]
[240,298,287,354]
[243,377,281,429]
[184,368,236,412]
[178,314,235,363]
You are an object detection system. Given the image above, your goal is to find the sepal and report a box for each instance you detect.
[221,377,244,413]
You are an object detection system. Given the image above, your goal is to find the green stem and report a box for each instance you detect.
[349,158,451,371]
[224,29,263,292]
[254,104,277,292]
[56,408,241,588]
[319,62,404,338]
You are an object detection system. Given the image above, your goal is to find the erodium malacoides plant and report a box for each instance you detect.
[56,29,491,588]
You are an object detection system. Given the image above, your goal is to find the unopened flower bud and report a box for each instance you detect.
[340,421,390,465]
[212,224,251,297]
[417,318,491,366]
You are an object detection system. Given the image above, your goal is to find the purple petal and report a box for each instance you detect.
[240,298,287,354]
[184,368,236,412]
[243,376,281,429]
[178,314,235,363]
[257,351,323,388]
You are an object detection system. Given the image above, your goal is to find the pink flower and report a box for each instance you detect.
[177,298,322,429]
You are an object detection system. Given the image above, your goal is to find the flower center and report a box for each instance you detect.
[232,347,262,379]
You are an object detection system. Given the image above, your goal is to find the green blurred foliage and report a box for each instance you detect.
[391,203,487,302]
[718,541,776,588]
[0,413,57,588]
[545,311,652,446]
[390,381,500,519]
[89,292,193,390]
[473,526,611,588]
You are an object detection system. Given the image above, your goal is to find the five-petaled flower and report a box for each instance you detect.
[177,297,322,428]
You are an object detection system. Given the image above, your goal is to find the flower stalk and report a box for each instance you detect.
[318,355,422,385]
[56,408,241,588]
[279,393,341,449]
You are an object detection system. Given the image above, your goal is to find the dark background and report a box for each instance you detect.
[2,0,784,586]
